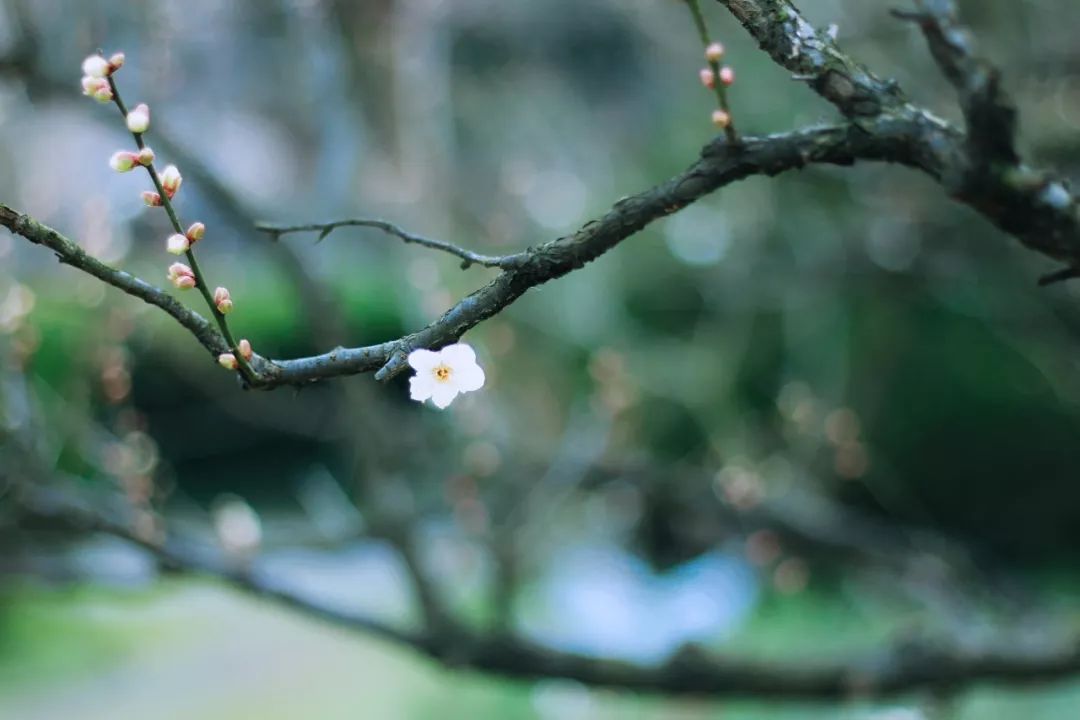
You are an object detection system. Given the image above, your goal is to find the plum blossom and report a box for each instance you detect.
[81,75,112,103]
[160,164,182,198]
[166,233,190,255]
[167,262,195,289]
[109,151,138,172]
[126,103,150,133]
[407,343,485,409]
[214,287,233,314]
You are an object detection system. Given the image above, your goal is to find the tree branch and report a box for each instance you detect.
[255,218,523,270]
[6,0,1080,390]
[14,484,1080,701]
[0,203,229,356]
[714,0,905,117]
[716,0,1080,271]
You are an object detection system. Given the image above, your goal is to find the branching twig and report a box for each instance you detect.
[255,219,523,270]
[104,75,255,380]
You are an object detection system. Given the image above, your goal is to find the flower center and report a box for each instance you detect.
[433,364,452,382]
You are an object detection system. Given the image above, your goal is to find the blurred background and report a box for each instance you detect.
[2,0,1080,718]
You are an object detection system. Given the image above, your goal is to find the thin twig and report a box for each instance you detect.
[106,75,255,380]
[255,218,522,270]
[685,0,739,143]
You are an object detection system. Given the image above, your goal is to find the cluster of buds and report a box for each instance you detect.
[79,52,124,102]
[698,42,736,131]
[213,287,234,314]
[82,52,245,374]
[109,147,154,172]
[217,339,252,370]
[167,262,196,290]
[167,222,206,255]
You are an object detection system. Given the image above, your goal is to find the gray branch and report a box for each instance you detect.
[3,1,1079,390]
[12,484,1080,701]
[255,218,523,270]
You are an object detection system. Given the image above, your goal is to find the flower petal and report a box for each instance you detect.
[440,343,476,368]
[409,375,434,402]
[455,362,485,392]
[431,383,459,409]
[407,349,440,372]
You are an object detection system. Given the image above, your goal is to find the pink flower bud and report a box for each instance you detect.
[126,104,150,133]
[719,66,735,86]
[137,147,155,166]
[160,165,182,199]
[218,353,238,370]
[141,191,162,207]
[705,42,724,63]
[214,287,234,314]
[81,76,113,103]
[167,262,196,289]
[711,109,731,129]
[699,68,716,89]
[109,151,138,172]
[108,52,125,72]
[237,339,253,361]
[186,222,206,242]
[81,54,110,79]
[166,233,190,255]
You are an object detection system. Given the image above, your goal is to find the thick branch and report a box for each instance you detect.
[714,0,905,116]
[255,218,522,270]
[14,485,1080,701]
[893,0,1017,167]
[891,0,1080,267]
[264,118,950,387]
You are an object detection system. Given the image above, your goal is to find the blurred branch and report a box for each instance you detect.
[12,483,1080,701]
[255,218,523,270]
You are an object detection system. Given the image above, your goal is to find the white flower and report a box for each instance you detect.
[126,103,150,133]
[109,151,137,172]
[159,164,182,198]
[81,54,110,79]
[407,343,485,409]
[166,233,190,255]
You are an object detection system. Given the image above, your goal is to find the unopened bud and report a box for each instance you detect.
[137,147,155,166]
[109,151,138,172]
[214,287,234,314]
[108,52,125,72]
[160,164,182,199]
[81,54,110,79]
[167,262,196,289]
[81,76,112,103]
[705,42,724,63]
[711,109,731,129]
[237,339,253,361]
[166,233,190,255]
[126,103,150,133]
[141,191,162,207]
[218,353,238,370]
[186,222,206,242]
[699,68,716,89]
[719,66,735,86]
